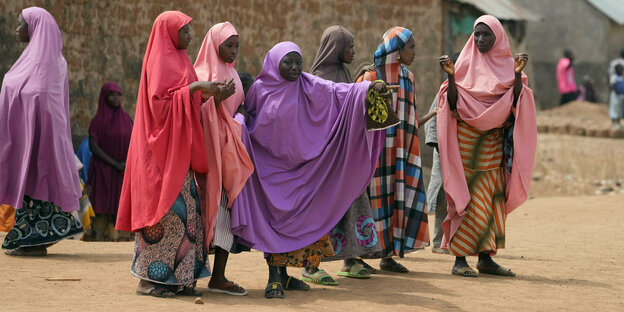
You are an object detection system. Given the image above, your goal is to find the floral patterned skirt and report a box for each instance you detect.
[267,234,334,268]
[2,195,83,249]
[323,192,381,261]
[131,172,211,285]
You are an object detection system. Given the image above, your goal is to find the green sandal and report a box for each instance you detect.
[337,263,371,279]
[299,269,338,286]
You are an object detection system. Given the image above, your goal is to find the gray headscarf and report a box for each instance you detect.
[310,26,354,83]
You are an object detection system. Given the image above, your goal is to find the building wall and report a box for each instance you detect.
[0,0,444,145]
[515,0,622,108]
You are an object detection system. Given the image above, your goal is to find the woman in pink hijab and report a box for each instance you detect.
[0,7,83,257]
[437,15,536,277]
[193,21,254,296]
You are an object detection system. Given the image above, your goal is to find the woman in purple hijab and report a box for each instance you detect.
[0,7,83,256]
[87,82,133,241]
[230,41,393,299]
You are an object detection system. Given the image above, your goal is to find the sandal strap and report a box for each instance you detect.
[266,282,282,290]
[150,287,173,296]
[311,269,331,283]
[350,263,367,275]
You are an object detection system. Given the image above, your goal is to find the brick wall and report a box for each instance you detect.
[0,0,444,144]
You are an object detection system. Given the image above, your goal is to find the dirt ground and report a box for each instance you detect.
[2,104,624,311]
[1,192,623,312]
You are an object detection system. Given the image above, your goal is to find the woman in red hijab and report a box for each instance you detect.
[116,11,224,298]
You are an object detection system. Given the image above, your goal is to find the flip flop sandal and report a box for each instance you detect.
[380,259,409,273]
[208,280,248,296]
[478,265,516,277]
[337,263,371,279]
[264,282,284,299]
[451,266,478,278]
[355,259,378,274]
[283,276,311,291]
[136,286,176,298]
[300,269,339,285]
[3,246,47,257]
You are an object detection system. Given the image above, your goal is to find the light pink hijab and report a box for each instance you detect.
[194,21,244,116]
[193,22,253,243]
[436,15,537,248]
[0,7,80,212]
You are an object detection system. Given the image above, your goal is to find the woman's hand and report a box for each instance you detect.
[236,104,249,124]
[215,79,236,105]
[191,81,222,100]
[438,55,455,76]
[370,80,387,93]
[451,110,463,121]
[115,161,126,174]
[514,53,528,74]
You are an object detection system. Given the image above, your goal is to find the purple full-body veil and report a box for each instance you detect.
[231,42,384,253]
[0,7,80,212]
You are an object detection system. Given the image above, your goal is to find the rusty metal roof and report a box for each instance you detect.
[588,0,624,25]
[455,0,542,21]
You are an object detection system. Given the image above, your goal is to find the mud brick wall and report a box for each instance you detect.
[0,0,444,144]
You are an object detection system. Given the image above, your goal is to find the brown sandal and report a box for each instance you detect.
[208,280,248,296]
[451,266,478,277]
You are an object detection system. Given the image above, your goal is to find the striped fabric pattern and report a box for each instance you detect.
[213,191,234,251]
[449,122,506,256]
[359,27,429,257]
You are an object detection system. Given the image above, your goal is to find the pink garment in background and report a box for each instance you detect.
[0,7,81,211]
[193,22,253,244]
[556,57,577,94]
[436,15,537,249]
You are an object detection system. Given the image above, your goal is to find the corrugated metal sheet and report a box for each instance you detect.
[455,0,542,21]
[588,0,624,25]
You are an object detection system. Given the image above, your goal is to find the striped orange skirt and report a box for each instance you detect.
[449,122,506,257]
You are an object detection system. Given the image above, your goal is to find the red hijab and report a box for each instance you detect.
[116,11,209,233]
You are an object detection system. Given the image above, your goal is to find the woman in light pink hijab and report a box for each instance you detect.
[193,21,253,296]
[0,7,83,256]
[437,15,536,277]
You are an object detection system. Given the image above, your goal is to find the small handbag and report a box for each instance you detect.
[366,84,400,131]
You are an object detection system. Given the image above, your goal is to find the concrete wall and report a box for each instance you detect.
[0,0,444,146]
[515,0,624,108]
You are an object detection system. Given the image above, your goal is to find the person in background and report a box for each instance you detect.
[304,25,379,285]
[238,71,255,95]
[76,137,92,183]
[578,75,597,103]
[608,50,624,79]
[236,72,255,122]
[426,52,459,255]
[1,7,83,256]
[556,49,579,105]
[608,64,624,129]
[88,82,133,241]
[73,155,95,240]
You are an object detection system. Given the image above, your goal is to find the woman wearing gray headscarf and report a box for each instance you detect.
[300,26,381,286]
